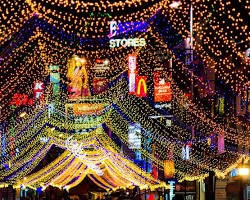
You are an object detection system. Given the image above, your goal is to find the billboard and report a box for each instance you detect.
[72,103,103,115]
[93,78,108,94]
[136,76,147,97]
[154,71,171,102]
[109,21,147,48]
[128,124,141,149]
[92,59,110,78]
[67,56,89,99]
[50,73,60,95]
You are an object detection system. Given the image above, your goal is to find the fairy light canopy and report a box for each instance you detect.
[0,0,248,189]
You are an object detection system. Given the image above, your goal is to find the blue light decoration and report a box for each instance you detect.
[230,168,238,177]
[145,131,152,173]
[135,150,142,161]
[20,186,23,198]
[3,163,9,170]
[37,187,43,195]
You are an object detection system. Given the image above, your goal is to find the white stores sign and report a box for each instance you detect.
[109,21,147,48]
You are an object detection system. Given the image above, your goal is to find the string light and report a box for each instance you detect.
[0,0,248,189]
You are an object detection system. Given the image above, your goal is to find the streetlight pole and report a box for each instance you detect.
[190,4,193,63]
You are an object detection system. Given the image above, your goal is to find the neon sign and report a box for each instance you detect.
[109,21,147,48]
[136,76,147,97]
[128,54,137,94]
[34,82,44,98]
[168,181,175,200]
[109,38,146,48]
[128,54,137,72]
[109,21,148,38]
[10,93,33,106]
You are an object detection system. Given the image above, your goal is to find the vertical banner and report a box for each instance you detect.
[144,130,152,173]
[50,73,60,95]
[16,187,21,199]
[136,76,147,97]
[218,133,225,154]
[10,106,15,157]
[154,71,171,102]
[128,124,141,149]
[49,65,61,96]
[34,81,44,108]
[128,54,137,94]
[50,73,60,84]
[184,37,193,65]
[146,135,152,173]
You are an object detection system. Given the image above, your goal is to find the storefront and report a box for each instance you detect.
[175,181,196,200]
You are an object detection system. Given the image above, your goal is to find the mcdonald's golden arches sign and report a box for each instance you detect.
[136,76,147,97]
